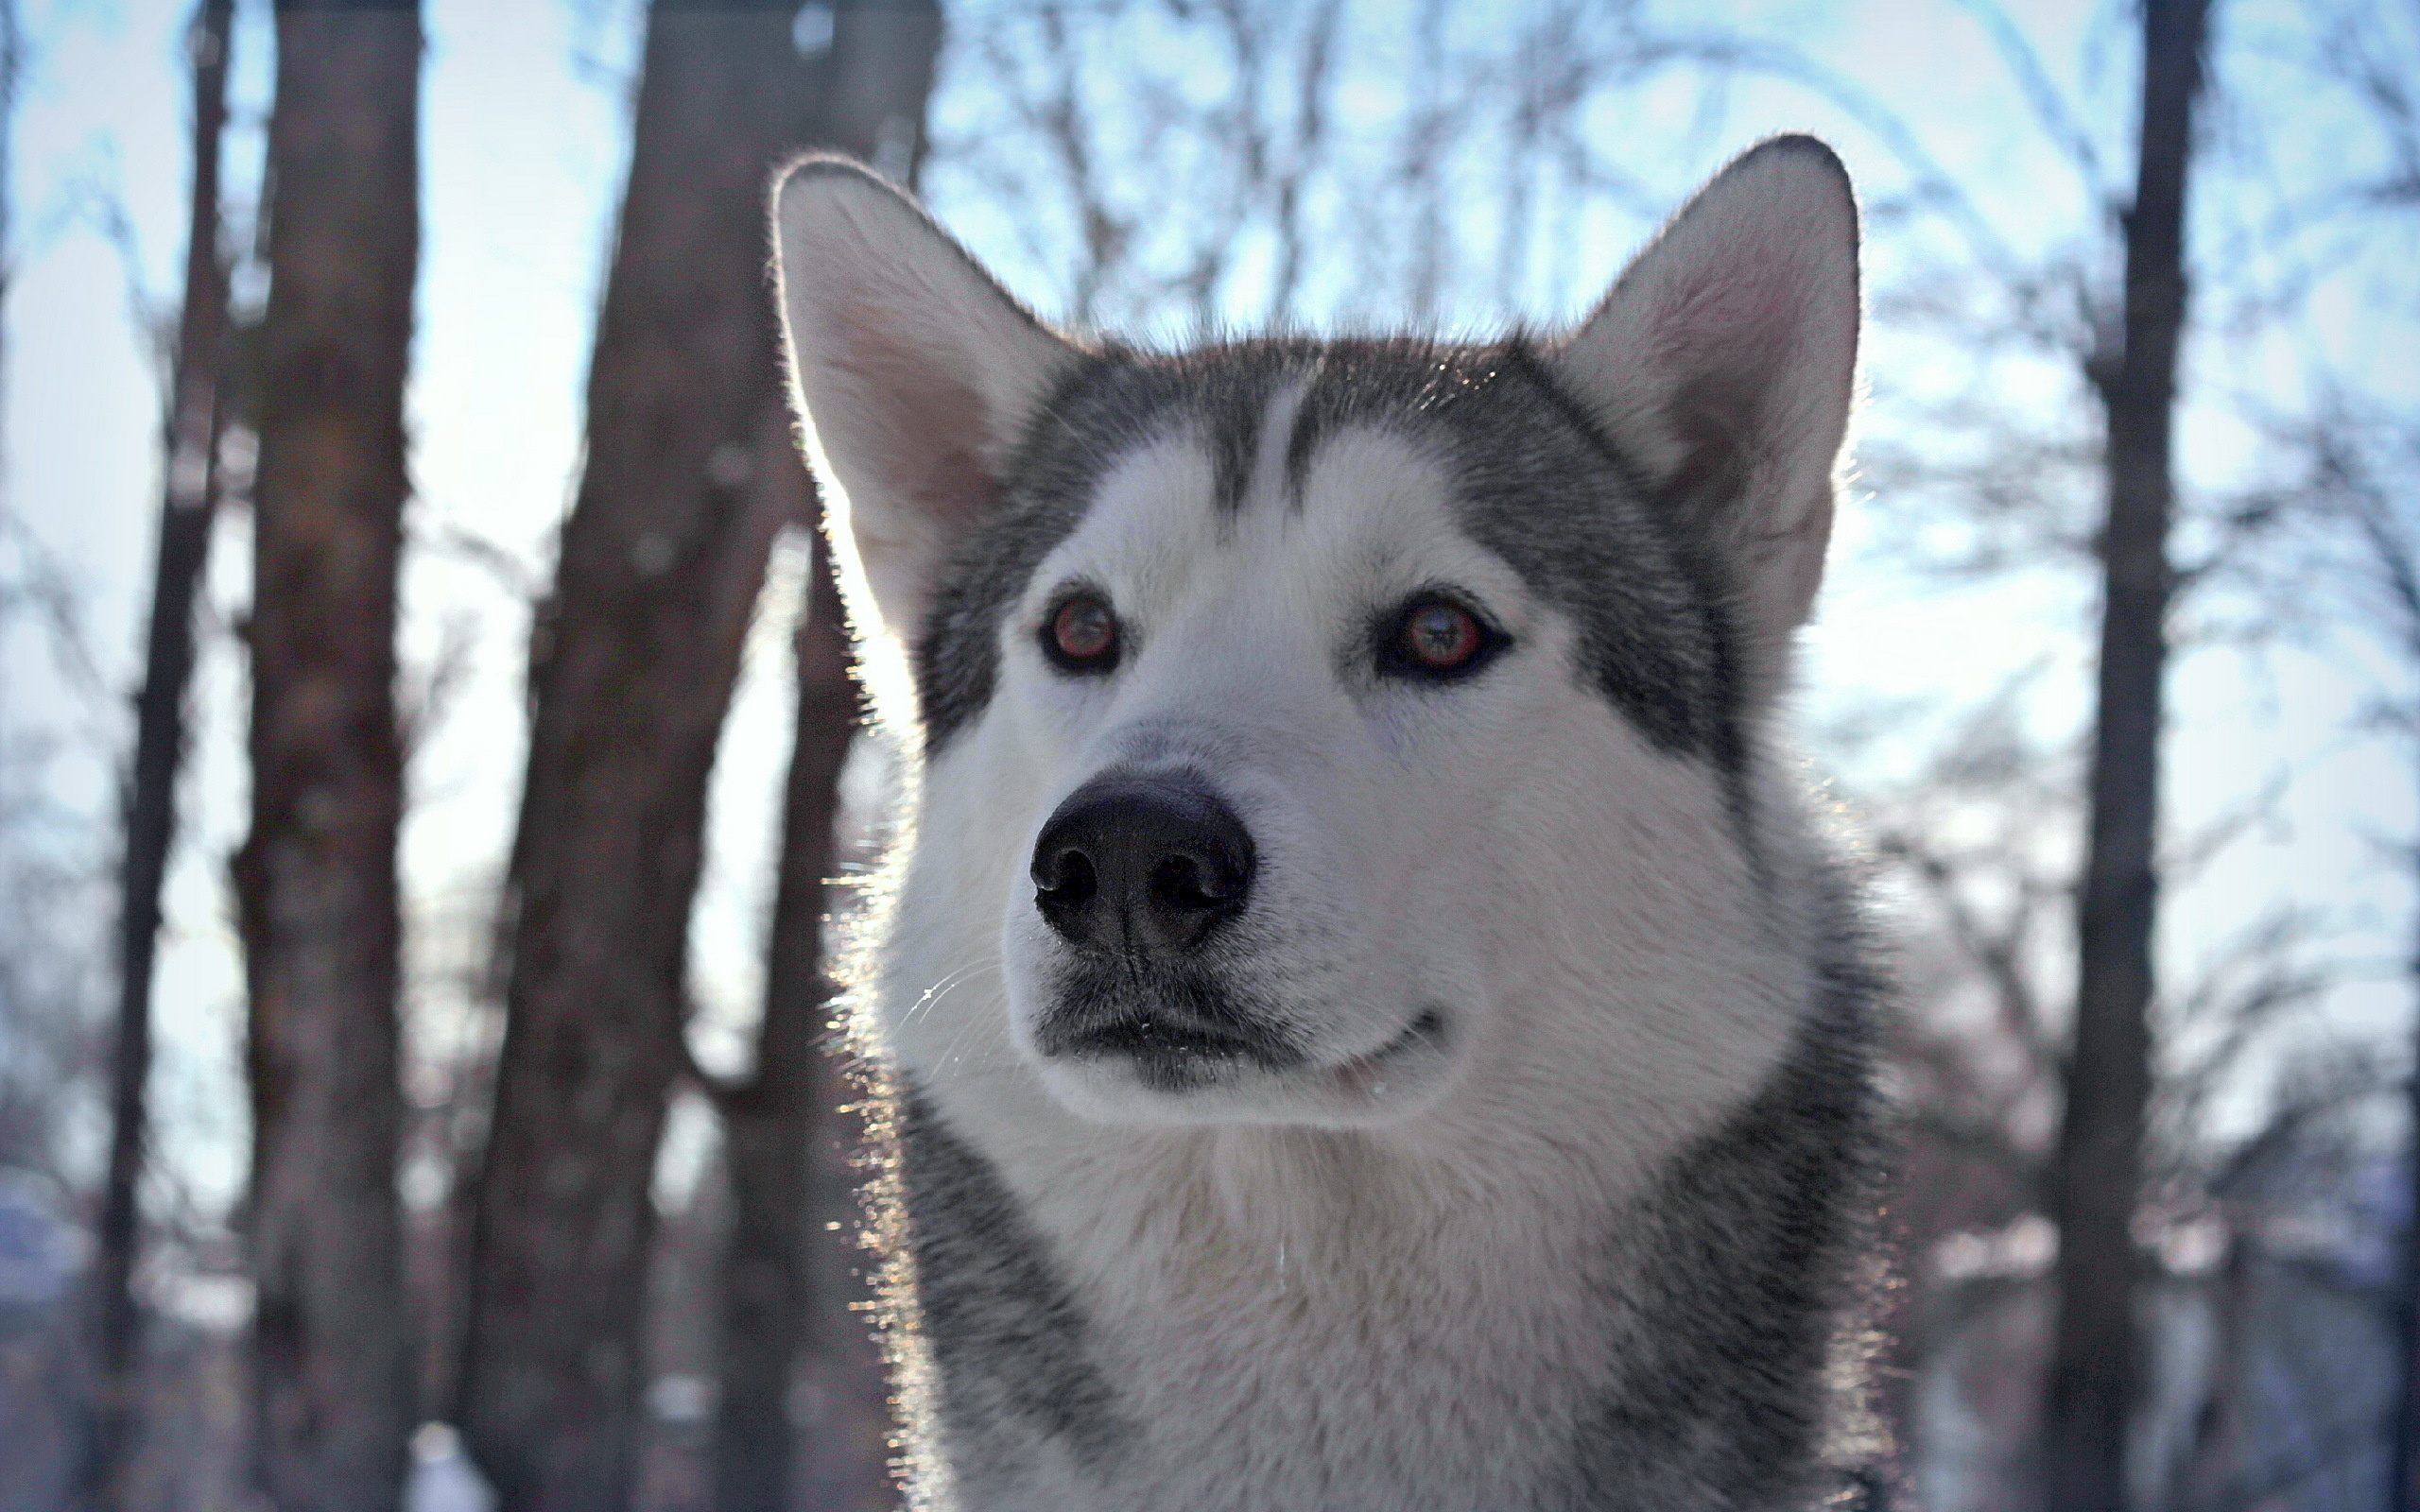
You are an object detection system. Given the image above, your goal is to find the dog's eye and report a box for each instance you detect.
[1379,594,1504,681]
[1405,603,1480,668]
[1045,593,1120,673]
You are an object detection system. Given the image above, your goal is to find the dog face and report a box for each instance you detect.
[773,139,1858,1132]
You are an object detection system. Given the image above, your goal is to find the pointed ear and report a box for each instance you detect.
[1548,135,1859,694]
[771,157,1080,656]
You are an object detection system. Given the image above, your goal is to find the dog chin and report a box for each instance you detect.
[1023,1004,1461,1129]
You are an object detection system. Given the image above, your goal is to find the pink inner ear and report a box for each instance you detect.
[1651,244,1802,389]
[832,297,1002,530]
[1642,245,1818,526]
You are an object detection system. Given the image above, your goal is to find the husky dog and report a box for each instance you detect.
[770,134,1887,1511]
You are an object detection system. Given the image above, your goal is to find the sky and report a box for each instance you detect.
[2,0,2411,1238]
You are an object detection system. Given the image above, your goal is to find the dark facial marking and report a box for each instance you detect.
[897,1090,1138,1470]
[1282,338,1746,775]
[911,343,1322,751]
[913,335,1757,826]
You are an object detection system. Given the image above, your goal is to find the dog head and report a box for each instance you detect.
[773,139,1858,1132]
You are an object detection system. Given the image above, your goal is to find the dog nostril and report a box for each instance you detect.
[1150,856,1210,912]
[1035,847,1098,903]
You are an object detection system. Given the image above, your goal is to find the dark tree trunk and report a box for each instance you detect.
[2181,1234,2254,1510]
[705,12,941,1511]
[454,6,865,1507]
[233,4,423,1510]
[2041,2,2210,1507]
[2396,762,2420,1512]
[81,4,235,1504]
[708,541,857,1512]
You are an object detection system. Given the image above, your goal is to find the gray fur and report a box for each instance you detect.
[912,339,1741,778]
[911,348,1284,749]
[1553,879,1890,1509]
[896,1091,1138,1476]
[1283,339,1745,771]
[887,335,1877,1508]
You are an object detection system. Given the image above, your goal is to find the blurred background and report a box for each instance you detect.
[0,0,2413,1508]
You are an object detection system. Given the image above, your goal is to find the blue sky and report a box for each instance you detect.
[4,0,2411,1221]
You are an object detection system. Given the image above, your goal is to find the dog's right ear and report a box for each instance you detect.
[772,157,1080,655]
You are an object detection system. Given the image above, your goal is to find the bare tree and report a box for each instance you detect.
[931,0,1786,332]
[454,4,894,1506]
[696,9,942,1507]
[0,0,68,1197]
[2380,477,2420,1512]
[2041,3,2215,1505]
[80,4,235,1503]
[233,2,424,1506]
[0,519,110,1511]
[702,543,858,1512]
[2266,405,2420,1509]
[2158,1039,2402,1512]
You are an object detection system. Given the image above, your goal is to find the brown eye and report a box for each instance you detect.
[1046,594,1119,671]
[1376,593,1505,683]
[1403,601,1480,670]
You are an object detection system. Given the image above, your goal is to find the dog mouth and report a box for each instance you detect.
[1046,1015,1300,1092]
[1326,1006,1452,1098]
[1030,957,1453,1101]
[1030,959,1306,1091]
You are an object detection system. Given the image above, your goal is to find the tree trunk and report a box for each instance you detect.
[2396,765,2420,1512]
[705,11,941,1510]
[2041,2,2210,1508]
[2180,1233,2254,1511]
[233,3,423,1509]
[454,6,853,1507]
[708,541,856,1512]
[82,3,234,1504]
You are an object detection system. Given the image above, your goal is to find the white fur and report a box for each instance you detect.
[859,405,1827,1507]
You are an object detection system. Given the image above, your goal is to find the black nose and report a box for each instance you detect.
[1029,773,1255,956]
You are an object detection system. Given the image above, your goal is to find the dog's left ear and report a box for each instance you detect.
[1549,135,1859,695]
